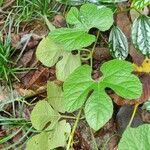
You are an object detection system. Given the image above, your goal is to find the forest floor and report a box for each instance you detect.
[0,0,150,150]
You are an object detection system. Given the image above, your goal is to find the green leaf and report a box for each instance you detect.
[132,0,150,10]
[66,4,113,31]
[36,37,62,67]
[26,132,49,150]
[49,28,96,51]
[67,7,79,24]
[118,124,150,150]
[109,26,129,60]
[100,0,127,3]
[64,59,142,130]
[48,120,71,149]
[56,52,81,81]
[36,36,81,81]
[142,99,150,111]
[100,59,142,99]
[132,15,150,56]
[85,91,113,131]
[47,81,65,113]
[26,120,71,150]
[63,65,94,112]
[30,100,60,130]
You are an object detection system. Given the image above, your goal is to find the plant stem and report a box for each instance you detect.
[43,14,55,31]
[91,30,100,67]
[61,115,76,119]
[127,103,140,128]
[66,108,82,150]
[90,128,99,150]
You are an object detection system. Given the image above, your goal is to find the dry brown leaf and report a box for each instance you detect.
[26,66,51,89]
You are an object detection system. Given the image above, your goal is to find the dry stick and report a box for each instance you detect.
[67,108,83,150]
[127,102,140,128]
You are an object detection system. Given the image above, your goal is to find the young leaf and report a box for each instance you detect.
[118,124,150,150]
[49,28,96,51]
[85,90,113,131]
[48,120,71,149]
[30,100,60,130]
[26,132,49,150]
[64,59,142,130]
[109,26,129,60]
[66,3,113,31]
[56,52,81,81]
[47,81,65,113]
[36,37,62,67]
[132,15,150,56]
